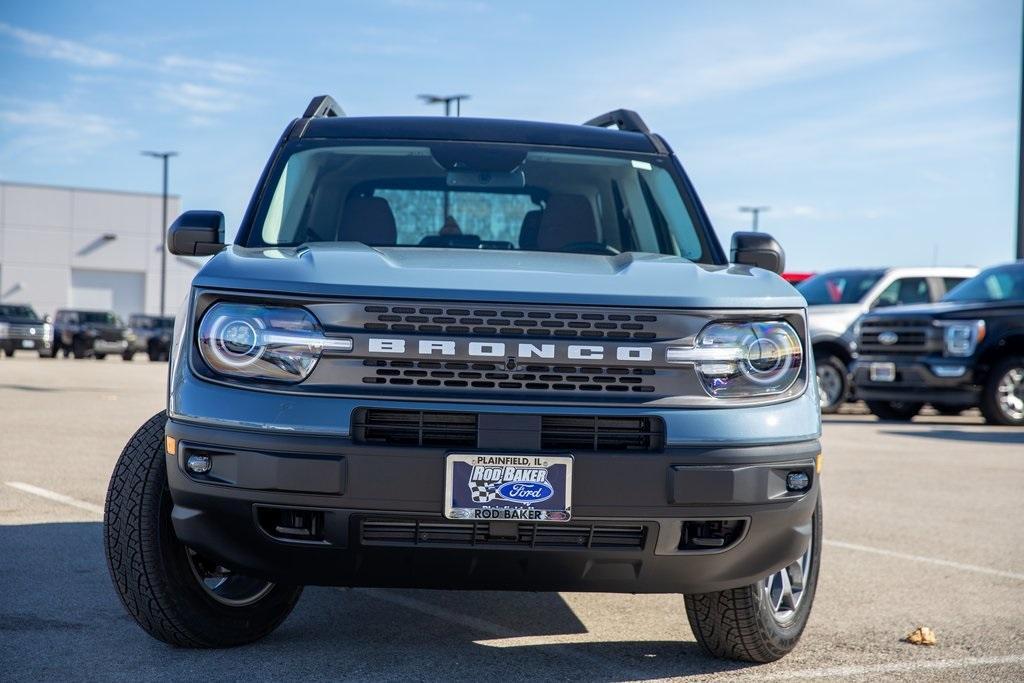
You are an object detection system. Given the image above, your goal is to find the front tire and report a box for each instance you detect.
[685,495,822,663]
[865,400,922,421]
[104,412,303,647]
[815,354,848,414]
[122,351,135,361]
[980,356,1024,426]
[72,337,88,359]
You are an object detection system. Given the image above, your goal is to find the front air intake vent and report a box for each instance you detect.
[351,409,664,452]
[360,518,648,549]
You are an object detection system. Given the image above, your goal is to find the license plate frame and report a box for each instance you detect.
[444,453,573,522]
[870,362,896,382]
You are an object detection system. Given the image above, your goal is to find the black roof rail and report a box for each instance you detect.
[303,95,345,119]
[583,109,650,134]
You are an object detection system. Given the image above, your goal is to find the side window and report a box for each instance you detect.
[874,277,930,307]
[942,277,967,296]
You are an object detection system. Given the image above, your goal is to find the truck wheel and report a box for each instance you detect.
[122,351,135,361]
[94,353,107,360]
[980,357,1024,426]
[685,495,821,663]
[865,400,922,421]
[815,354,848,414]
[104,412,303,647]
[72,337,88,359]
[3,348,13,357]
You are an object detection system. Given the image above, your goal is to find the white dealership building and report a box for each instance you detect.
[0,181,202,320]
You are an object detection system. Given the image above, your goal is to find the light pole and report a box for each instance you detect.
[142,151,178,316]
[739,205,770,232]
[417,94,470,117]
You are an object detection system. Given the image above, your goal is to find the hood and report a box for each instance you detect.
[0,315,45,325]
[192,244,805,309]
[865,299,1023,319]
[806,304,863,340]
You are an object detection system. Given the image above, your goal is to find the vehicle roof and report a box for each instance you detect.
[301,116,661,154]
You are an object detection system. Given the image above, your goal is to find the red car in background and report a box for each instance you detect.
[783,272,814,285]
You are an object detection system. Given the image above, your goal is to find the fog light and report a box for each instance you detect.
[186,454,212,474]
[786,471,810,492]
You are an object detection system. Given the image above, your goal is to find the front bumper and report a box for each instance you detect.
[1,336,50,352]
[852,357,979,405]
[165,418,820,594]
[93,339,129,354]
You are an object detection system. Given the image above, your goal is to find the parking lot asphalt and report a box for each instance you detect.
[1,354,1022,682]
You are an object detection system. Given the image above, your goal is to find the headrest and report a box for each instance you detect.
[336,196,397,246]
[536,194,598,251]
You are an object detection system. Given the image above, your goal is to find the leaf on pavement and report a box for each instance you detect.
[904,626,937,646]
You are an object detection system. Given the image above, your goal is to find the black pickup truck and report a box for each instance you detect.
[853,261,1024,425]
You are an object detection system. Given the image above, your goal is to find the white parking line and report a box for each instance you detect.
[754,654,1024,680]
[825,539,1024,581]
[5,481,104,516]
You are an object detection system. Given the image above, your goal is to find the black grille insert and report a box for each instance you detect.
[858,318,937,355]
[352,409,664,452]
[360,518,647,549]
[363,304,658,340]
[361,360,656,393]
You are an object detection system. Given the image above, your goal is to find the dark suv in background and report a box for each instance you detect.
[853,261,1024,425]
[52,309,135,360]
[127,314,175,361]
[0,304,52,357]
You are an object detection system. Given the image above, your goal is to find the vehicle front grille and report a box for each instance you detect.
[5,324,46,339]
[351,409,665,452]
[360,518,648,550]
[360,360,656,393]
[362,304,658,340]
[858,318,938,355]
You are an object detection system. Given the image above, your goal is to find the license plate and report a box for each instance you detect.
[21,340,33,348]
[870,362,896,382]
[444,453,573,522]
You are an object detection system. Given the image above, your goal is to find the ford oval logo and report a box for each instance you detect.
[496,481,554,503]
[878,331,899,345]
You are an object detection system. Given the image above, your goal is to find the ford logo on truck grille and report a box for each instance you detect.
[878,331,899,345]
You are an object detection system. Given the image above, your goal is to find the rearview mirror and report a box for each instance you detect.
[168,211,225,256]
[730,231,785,275]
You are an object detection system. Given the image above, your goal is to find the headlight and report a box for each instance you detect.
[938,320,985,357]
[197,302,352,382]
[667,321,804,398]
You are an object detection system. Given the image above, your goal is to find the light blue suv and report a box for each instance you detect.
[104,97,822,663]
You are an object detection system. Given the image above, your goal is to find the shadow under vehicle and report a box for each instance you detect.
[852,261,1024,425]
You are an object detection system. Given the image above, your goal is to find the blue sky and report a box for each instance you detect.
[0,0,1020,271]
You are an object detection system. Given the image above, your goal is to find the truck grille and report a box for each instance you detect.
[4,324,46,339]
[352,409,664,452]
[360,518,647,550]
[362,304,658,340]
[858,318,938,355]
[361,360,656,393]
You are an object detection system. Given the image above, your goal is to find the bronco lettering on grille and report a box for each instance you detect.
[366,338,654,362]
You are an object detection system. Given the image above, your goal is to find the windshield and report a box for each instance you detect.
[80,312,121,325]
[250,142,712,261]
[943,263,1024,303]
[797,270,885,305]
[0,305,38,318]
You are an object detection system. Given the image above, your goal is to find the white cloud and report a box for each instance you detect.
[160,55,260,84]
[0,101,134,162]
[0,22,121,67]
[156,82,241,114]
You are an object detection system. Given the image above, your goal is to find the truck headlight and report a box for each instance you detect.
[938,320,985,357]
[667,321,804,398]
[197,302,352,382]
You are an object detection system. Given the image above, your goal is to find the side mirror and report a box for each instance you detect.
[730,231,785,274]
[168,211,225,256]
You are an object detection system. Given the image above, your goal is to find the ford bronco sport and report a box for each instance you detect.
[104,97,822,663]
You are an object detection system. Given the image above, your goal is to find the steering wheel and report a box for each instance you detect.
[560,241,621,256]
